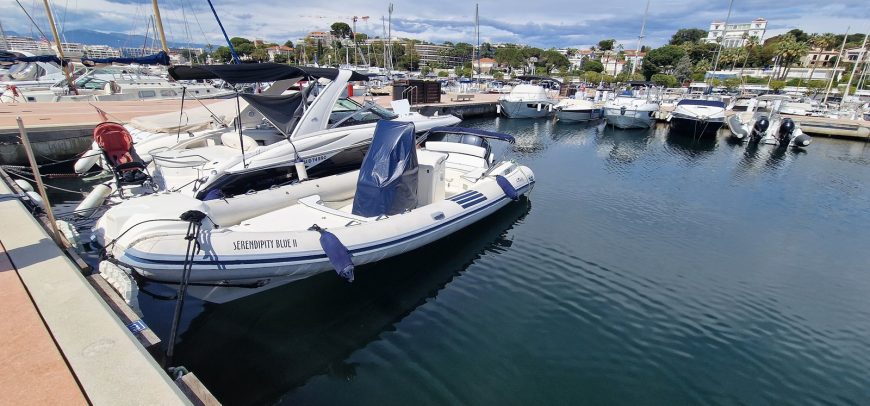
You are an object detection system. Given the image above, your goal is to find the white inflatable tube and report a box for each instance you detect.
[74,183,112,218]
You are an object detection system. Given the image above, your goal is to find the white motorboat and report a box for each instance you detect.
[555,97,602,122]
[94,123,535,303]
[603,90,660,129]
[669,98,726,136]
[74,64,460,215]
[498,80,557,118]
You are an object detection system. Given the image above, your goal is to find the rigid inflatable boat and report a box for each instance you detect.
[94,121,535,303]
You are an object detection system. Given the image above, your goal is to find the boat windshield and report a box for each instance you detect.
[328,98,397,128]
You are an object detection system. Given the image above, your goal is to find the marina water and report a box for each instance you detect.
[49,118,870,405]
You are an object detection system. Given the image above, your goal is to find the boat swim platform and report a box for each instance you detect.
[0,176,195,404]
[0,99,222,165]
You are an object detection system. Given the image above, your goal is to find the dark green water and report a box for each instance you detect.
[47,119,870,405]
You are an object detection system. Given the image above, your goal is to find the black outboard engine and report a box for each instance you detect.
[778,118,796,144]
[751,116,769,141]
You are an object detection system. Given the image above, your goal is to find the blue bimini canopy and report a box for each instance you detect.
[428,126,516,144]
[352,120,419,217]
[82,51,170,66]
[677,99,726,108]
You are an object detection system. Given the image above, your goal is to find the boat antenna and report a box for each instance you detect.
[205,0,240,63]
[632,0,650,76]
[823,27,850,104]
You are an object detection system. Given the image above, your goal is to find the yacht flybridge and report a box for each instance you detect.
[94,122,535,303]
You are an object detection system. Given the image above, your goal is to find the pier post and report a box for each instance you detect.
[16,117,62,244]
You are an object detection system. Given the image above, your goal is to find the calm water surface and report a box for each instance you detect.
[50,118,870,405]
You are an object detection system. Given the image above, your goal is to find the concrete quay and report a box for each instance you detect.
[0,173,199,405]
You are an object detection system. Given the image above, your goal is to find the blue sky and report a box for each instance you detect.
[2,0,868,49]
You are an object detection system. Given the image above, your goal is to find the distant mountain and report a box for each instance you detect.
[7,29,210,49]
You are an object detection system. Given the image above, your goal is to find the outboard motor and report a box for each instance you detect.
[751,116,769,141]
[778,117,796,144]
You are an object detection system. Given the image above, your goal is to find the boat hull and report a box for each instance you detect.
[557,108,602,122]
[105,164,535,303]
[499,100,553,118]
[604,108,655,129]
[670,116,724,136]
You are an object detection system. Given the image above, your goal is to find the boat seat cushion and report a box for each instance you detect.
[220,131,258,151]
[425,141,486,158]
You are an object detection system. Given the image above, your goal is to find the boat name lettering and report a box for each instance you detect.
[233,238,297,250]
[303,155,327,164]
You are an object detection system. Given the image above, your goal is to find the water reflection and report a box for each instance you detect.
[172,200,532,405]
[596,125,654,167]
[489,117,549,155]
[664,128,718,157]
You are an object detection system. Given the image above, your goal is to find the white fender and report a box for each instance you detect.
[496,104,501,115]
[14,179,34,192]
[75,183,112,218]
[537,103,542,112]
[55,220,80,249]
[75,146,102,174]
[25,191,44,210]
[99,261,142,316]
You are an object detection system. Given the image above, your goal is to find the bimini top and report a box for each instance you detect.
[676,99,726,108]
[239,92,305,136]
[168,63,368,84]
[428,126,516,144]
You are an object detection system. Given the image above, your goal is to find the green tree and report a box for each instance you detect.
[354,33,368,42]
[584,71,602,84]
[273,54,289,64]
[235,42,255,56]
[669,28,707,45]
[598,39,615,51]
[769,80,786,93]
[580,59,604,73]
[643,45,686,79]
[694,58,712,74]
[283,40,294,48]
[212,46,232,63]
[651,73,678,87]
[250,48,269,62]
[773,34,809,79]
[230,37,252,48]
[673,55,694,83]
[330,22,352,39]
[723,77,741,91]
[493,71,504,80]
[437,70,449,77]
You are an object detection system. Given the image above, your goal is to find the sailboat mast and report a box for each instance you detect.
[712,0,734,74]
[476,4,481,86]
[151,0,170,54]
[40,0,75,92]
[632,0,650,76]
[824,27,850,104]
[843,29,868,97]
[0,20,9,50]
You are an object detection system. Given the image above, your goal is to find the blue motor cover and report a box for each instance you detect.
[352,120,419,217]
[496,175,519,200]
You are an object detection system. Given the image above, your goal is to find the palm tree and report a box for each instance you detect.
[774,34,809,80]
[739,35,760,88]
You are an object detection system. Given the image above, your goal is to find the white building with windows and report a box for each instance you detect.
[705,18,767,48]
